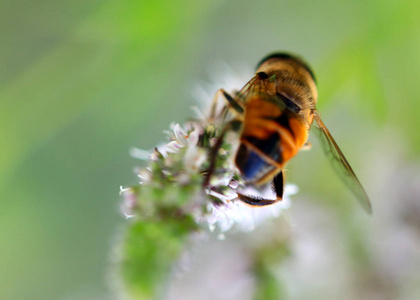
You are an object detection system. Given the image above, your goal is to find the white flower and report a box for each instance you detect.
[158,123,202,157]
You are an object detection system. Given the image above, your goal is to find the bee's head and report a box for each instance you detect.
[255,52,316,84]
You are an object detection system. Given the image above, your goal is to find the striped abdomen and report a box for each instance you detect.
[235,95,308,184]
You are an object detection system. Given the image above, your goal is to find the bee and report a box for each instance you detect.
[204,52,372,214]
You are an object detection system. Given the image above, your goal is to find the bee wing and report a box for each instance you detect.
[235,75,261,102]
[313,111,372,214]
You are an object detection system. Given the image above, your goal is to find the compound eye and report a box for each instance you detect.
[276,93,301,113]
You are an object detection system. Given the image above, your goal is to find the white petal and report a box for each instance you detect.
[173,124,188,146]
[129,147,151,160]
[165,141,184,153]
[187,130,200,146]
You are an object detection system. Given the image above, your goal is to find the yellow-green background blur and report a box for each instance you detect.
[1,1,420,299]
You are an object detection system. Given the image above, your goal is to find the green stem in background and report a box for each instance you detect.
[250,228,291,300]
[253,261,283,300]
[120,216,197,300]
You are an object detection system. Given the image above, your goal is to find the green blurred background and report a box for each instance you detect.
[1,0,420,299]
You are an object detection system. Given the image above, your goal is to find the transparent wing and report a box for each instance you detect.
[234,75,261,103]
[313,111,372,214]
[235,74,295,113]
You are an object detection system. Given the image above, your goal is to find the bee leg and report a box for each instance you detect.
[272,171,285,199]
[236,171,284,206]
[203,119,242,188]
[209,89,244,121]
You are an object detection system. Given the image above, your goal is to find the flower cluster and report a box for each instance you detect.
[121,104,297,233]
